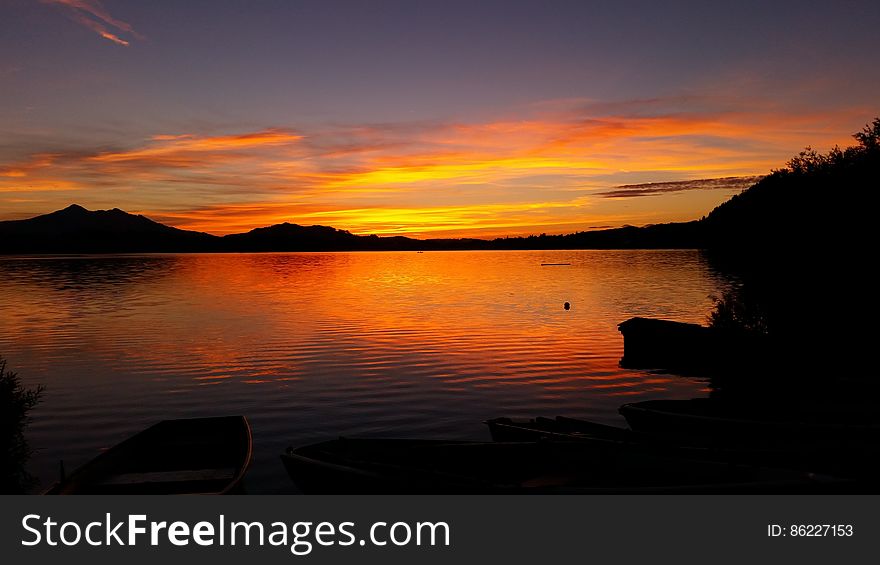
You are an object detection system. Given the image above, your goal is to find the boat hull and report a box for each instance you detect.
[44,416,253,495]
[281,438,847,494]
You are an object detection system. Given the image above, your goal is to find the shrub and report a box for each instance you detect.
[0,356,44,493]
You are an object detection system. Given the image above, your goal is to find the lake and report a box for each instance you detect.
[0,250,733,493]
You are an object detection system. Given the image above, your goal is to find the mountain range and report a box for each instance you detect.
[1,130,875,255]
[0,203,707,254]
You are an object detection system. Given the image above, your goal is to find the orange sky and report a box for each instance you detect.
[3,2,879,238]
[0,105,868,237]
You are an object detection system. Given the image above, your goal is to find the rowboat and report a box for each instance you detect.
[619,399,880,447]
[485,415,880,480]
[280,437,845,494]
[617,317,769,374]
[485,416,634,443]
[44,416,253,494]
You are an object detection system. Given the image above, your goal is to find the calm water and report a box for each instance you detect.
[0,250,732,493]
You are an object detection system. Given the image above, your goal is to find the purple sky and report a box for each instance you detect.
[1,0,878,236]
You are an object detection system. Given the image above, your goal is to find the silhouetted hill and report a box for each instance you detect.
[0,206,703,253]
[222,223,363,251]
[222,224,506,251]
[0,204,218,253]
[698,119,880,383]
[703,117,879,261]
[1,118,877,255]
[488,221,704,250]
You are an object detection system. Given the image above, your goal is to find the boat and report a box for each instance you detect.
[617,316,769,374]
[619,399,880,447]
[280,437,845,494]
[44,416,253,494]
[485,416,634,443]
[485,415,880,479]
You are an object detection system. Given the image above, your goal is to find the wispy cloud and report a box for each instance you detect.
[598,175,765,198]
[43,0,142,46]
[0,101,866,236]
[0,64,22,78]
[89,129,303,164]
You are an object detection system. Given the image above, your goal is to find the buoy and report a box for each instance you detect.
[564,302,571,310]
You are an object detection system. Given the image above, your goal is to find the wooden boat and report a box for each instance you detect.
[617,317,769,374]
[44,416,252,494]
[619,399,880,447]
[281,437,846,494]
[486,416,634,443]
[485,415,880,480]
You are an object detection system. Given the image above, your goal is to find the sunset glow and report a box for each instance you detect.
[2,2,878,237]
[3,0,880,503]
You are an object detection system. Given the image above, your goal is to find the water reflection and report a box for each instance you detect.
[4,255,182,292]
[0,250,732,492]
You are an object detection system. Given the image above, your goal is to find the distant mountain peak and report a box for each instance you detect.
[0,203,217,253]
[57,204,128,216]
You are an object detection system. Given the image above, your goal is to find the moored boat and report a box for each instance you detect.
[485,416,633,443]
[44,416,253,494]
[485,415,880,480]
[281,437,846,494]
[617,316,769,374]
[619,399,880,447]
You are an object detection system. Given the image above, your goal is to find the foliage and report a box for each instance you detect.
[853,117,880,151]
[705,117,880,341]
[0,356,44,493]
[708,286,770,335]
[779,117,880,175]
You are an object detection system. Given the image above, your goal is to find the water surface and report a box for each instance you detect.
[0,250,732,492]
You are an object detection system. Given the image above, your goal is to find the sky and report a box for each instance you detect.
[1,0,879,237]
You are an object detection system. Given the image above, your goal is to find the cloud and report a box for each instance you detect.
[44,0,142,46]
[0,65,22,78]
[598,175,765,198]
[89,129,303,165]
[0,100,866,235]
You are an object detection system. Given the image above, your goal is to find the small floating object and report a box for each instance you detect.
[564,302,571,310]
[541,263,571,266]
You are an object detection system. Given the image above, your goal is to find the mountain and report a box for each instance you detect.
[221,223,364,251]
[0,206,708,254]
[489,221,704,250]
[0,205,432,253]
[0,205,708,254]
[220,225,497,251]
[0,204,218,253]
[1,118,876,255]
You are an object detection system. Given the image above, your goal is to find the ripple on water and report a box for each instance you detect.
[0,250,729,492]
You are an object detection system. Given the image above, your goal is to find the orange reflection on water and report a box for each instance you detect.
[1,250,729,490]
[1,250,727,392]
[0,251,726,488]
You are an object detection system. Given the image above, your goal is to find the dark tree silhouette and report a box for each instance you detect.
[853,117,880,151]
[0,357,43,493]
[704,117,880,386]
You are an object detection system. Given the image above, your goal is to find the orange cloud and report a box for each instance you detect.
[73,13,129,46]
[0,154,58,174]
[294,200,597,237]
[89,129,303,164]
[0,104,868,236]
[43,0,142,46]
